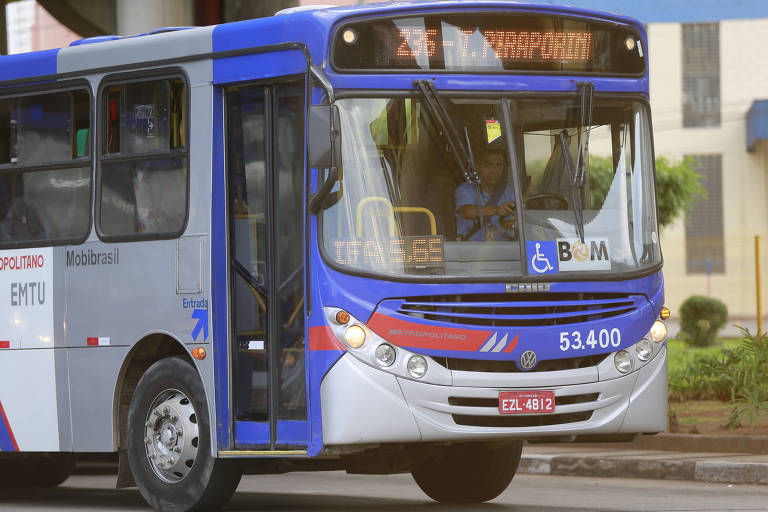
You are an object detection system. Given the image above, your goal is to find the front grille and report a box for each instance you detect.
[434,354,608,373]
[395,293,637,327]
[452,411,593,427]
[448,393,599,408]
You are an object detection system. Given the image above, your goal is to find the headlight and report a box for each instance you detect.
[636,338,653,361]
[650,320,667,343]
[407,355,428,379]
[344,324,366,349]
[325,307,451,385]
[614,350,633,373]
[374,343,396,367]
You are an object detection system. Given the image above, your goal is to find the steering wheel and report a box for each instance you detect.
[524,193,569,210]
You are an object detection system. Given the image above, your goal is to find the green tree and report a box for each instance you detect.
[589,154,705,230]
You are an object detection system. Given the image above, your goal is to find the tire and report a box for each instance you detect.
[127,357,241,512]
[411,440,523,504]
[0,454,75,489]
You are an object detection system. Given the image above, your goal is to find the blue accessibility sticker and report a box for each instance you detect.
[526,241,558,275]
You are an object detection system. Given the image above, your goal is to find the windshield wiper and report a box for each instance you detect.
[414,80,481,185]
[560,82,594,244]
[414,79,486,238]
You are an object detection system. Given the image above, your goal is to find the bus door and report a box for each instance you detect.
[225,80,307,449]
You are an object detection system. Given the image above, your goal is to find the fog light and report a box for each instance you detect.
[650,320,667,343]
[344,324,366,349]
[375,343,396,367]
[407,355,427,379]
[625,36,636,51]
[636,338,653,361]
[614,350,633,373]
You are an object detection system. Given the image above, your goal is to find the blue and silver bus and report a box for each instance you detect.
[0,1,668,509]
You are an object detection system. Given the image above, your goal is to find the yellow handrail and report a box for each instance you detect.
[355,196,396,238]
[394,206,436,235]
[355,197,437,237]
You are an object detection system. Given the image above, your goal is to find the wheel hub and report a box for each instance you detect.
[144,389,199,483]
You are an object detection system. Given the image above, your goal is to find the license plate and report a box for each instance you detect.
[498,390,555,414]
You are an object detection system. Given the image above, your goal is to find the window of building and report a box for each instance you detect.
[685,154,724,273]
[98,76,188,239]
[682,23,720,128]
[0,88,91,246]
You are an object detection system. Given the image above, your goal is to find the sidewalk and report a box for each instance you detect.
[520,434,768,485]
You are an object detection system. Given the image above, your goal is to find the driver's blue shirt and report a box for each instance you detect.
[455,182,515,241]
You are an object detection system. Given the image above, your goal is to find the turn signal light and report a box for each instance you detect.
[335,310,351,324]
[660,307,670,320]
[192,347,207,360]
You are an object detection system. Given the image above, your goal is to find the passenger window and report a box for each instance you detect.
[0,89,91,246]
[99,77,188,238]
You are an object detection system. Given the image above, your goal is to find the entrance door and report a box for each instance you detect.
[226,80,306,449]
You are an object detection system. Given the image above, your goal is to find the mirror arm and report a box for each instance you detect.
[309,166,338,214]
[310,66,335,104]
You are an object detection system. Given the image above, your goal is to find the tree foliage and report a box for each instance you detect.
[589,154,705,230]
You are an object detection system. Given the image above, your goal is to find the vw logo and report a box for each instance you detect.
[519,350,537,371]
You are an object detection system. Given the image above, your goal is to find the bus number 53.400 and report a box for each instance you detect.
[559,328,621,352]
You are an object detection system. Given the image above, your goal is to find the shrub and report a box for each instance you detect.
[679,295,728,347]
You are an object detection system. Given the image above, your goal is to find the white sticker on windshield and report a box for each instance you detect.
[556,238,611,271]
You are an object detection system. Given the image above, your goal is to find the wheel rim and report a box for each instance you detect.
[143,389,199,483]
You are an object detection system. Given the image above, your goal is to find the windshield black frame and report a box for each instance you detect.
[315,90,663,283]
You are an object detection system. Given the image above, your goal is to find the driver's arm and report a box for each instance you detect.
[457,203,507,220]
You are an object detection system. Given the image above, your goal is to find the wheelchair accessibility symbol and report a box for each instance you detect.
[526,241,558,275]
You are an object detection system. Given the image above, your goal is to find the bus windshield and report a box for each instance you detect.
[321,95,660,279]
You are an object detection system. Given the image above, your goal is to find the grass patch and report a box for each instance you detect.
[668,331,768,429]
[667,337,740,375]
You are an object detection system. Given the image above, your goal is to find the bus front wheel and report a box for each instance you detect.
[126,357,241,512]
[411,440,523,504]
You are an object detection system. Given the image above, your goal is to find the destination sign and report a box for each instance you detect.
[332,235,445,273]
[395,28,592,62]
[333,14,645,74]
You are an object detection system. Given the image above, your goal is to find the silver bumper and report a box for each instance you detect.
[321,347,667,446]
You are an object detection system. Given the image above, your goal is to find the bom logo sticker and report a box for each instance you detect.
[556,238,611,271]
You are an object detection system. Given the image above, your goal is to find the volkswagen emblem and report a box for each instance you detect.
[519,350,537,371]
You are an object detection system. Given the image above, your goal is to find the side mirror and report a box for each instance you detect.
[308,104,341,170]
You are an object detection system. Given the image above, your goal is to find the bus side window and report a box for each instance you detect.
[99,77,188,239]
[0,89,91,245]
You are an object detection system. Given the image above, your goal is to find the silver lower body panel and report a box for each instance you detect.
[321,347,667,447]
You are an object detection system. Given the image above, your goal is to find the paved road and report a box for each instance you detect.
[0,471,767,511]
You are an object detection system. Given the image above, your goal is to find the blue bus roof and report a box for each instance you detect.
[0,1,646,84]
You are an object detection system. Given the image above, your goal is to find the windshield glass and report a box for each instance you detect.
[321,96,660,278]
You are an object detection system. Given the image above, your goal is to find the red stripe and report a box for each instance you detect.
[86,337,98,346]
[0,341,9,349]
[0,400,19,451]
[308,326,344,351]
[503,334,520,353]
[367,313,492,351]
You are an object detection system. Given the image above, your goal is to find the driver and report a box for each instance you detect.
[455,150,516,241]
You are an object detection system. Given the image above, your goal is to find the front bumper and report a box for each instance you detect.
[321,346,667,446]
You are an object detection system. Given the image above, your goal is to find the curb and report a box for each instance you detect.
[632,434,768,455]
[518,454,768,485]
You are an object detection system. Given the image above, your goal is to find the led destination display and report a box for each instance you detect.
[333,14,645,74]
[395,28,593,62]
